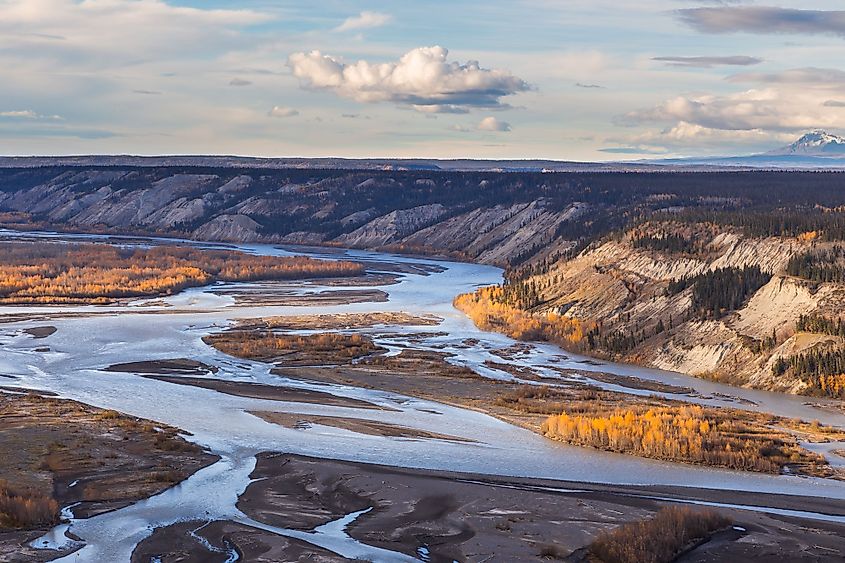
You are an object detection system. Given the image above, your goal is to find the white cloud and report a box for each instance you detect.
[335,11,392,32]
[287,46,530,113]
[0,110,62,120]
[477,116,511,132]
[652,55,762,68]
[268,106,299,118]
[0,0,269,64]
[0,110,38,119]
[640,122,792,145]
[605,122,797,156]
[620,88,843,132]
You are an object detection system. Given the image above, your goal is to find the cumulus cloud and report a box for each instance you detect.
[652,55,762,68]
[825,100,845,108]
[621,88,842,132]
[677,7,845,37]
[335,11,392,32]
[268,106,299,118]
[287,46,530,113]
[477,116,511,132]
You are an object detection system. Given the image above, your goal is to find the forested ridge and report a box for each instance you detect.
[0,166,844,268]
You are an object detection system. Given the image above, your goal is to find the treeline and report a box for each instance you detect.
[796,314,845,337]
[668,266,770,319]
[773,347,845,398]
[0,241,363,304]
[453,286,590,345]
[500,280,541,309]
[632,232,696,254]
[585,323,669,355]
[786,246,845,282]
[542,404,819,473]
[661,208,845,241]
[458,284,677,356]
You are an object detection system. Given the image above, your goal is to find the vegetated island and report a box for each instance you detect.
[200,324,845,478]
[0,390,216,559]
[0,240,364,304]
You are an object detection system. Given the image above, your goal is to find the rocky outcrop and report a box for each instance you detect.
[526,223,845,393]
[335,204,447,247]
[192,214,262,242]
[0,167,597,266]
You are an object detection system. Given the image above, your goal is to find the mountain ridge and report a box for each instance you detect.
[765,130,845,156]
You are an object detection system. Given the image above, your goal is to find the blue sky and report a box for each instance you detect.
[2,1,845,159]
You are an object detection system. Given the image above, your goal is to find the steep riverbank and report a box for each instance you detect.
[458,221,845,398]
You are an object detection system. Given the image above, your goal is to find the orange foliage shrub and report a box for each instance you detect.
[0,242,363,304]
[0,480,59,530]
[588,506,730,563]
[817,373,845,398]
[542,404,816,473]
[204,331,380,362]
[454,286,591,345]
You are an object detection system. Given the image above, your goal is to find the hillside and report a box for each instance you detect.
[0,166,597,266]
[1,166,844,269]
[5,164,845,394]
[461,220,845,395]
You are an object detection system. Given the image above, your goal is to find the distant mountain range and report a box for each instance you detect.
[649,131,845,169]
[0,132,843,172]
[766,131,845,156]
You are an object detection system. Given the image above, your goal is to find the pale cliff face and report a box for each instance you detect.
[525,222,845,394]
[0,168,590,266]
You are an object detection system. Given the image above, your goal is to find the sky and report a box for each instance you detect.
[2,1,845,160]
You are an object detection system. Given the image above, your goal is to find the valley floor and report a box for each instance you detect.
[1,231,844,562]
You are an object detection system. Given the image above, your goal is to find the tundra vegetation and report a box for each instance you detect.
[203,331,384,364]
[587,506,731,563]
[0,241,363,304]
[0,392,213,532]
[0,481,58,530]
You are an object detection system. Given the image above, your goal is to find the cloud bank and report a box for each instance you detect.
[678,7,845,37]
[287,46,530,113]
[621,88,841,133]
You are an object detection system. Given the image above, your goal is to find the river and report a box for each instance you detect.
[1,230,844,561]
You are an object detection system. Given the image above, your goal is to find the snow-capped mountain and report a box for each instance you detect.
[766,130,845,156]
